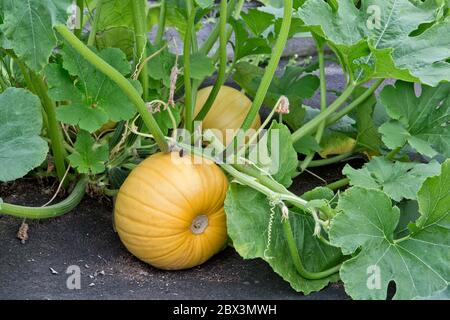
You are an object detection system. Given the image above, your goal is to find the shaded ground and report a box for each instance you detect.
[0,156,365,300]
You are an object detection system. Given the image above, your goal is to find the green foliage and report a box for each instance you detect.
[233,62,319,109]
[330,159,450,299]
[225,183,342,295]
[0,88,48,182]
[68,131,109,174]
[343,157,441,201]
[379,81,450,157]
[300,0,450,85]
[46,45,138,133]
[1,0,72,71]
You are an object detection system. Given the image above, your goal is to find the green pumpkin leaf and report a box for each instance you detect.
[68,131,109,175]
[233,62,319,109]
[46,45,138,133]
[330,159,450,299]
[147,43,176,87]
[225,184,342,295]
[188,53,215,80]
[0,88,48,182]
[229,18,272,61]
[1,0,72,71]
[350,86,382,155]
[343,157,441,202]
[194,0,214,9]
[267,122,298,187]
[96,27,135,60]
[378,81,450,158]
[300,0,450,85]
[293,135,321,156]
[241,9,275,36]
[95,0,136,30]
[319,131,356,158]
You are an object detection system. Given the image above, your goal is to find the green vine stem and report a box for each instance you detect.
[131,0,149,101]
[291,83,357,143]
[183,6,196,133]
[307,152,354,168]
[75,0,84,39]
[29,71,68,182]
[0,176,87,219]
[237,0,293,133]
[194,0,228,121]
[155,0,167,45]
[55,25,169,153]
[283,219,342,279]
[385,146,402,160]
[326,177,350,190]
[299,41,327,172]
[325,79,384,126]
[199,0,238,56]
[87,0,104,46]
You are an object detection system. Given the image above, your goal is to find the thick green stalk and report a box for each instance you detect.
[326,79,384,126]
[29,72,68,182]
[0,177,87,219]
[183,7,196,133]
[75,0,84,39]
[238,0,293,132]
[292,83,356,143]
[300,42,327,172]
[131,0,149,101]
[194,0,228,121]
[326,178,350,190]
[55,25,169,153]
[283,219,342,279]
[385,146,402,160]
[155,0,167,45]
[185,0,198,52]
[87,0,104,46]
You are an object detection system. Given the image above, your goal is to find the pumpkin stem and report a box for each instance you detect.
[191,215,209,235]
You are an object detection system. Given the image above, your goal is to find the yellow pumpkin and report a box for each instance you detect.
[194,86,261,145]
[114,152,228,270]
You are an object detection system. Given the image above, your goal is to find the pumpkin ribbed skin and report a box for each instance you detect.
[194,86,261,144]
[114,152,228,270]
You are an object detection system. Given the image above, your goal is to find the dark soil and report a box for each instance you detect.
[0,159,364,300]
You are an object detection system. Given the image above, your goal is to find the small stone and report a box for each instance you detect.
[84,264,89,269]
[99,270,105,276]
[49,267,58,275]
[88,283,95,287]
[243,281,250,285]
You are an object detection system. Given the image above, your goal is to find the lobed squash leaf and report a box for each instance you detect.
[46,45,139,133]
[330,159,450,299]
[1,0,72,72]
[378,81,450,158]
[0,88,48,182]
[68,131,109,175]
[343,157,441,202]
[300,0,450,86]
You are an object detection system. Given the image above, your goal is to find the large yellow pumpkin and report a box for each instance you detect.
[114,152,228,270]
[194,86,261,145]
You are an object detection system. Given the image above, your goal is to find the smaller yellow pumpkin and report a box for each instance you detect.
[194,86,261,145]
[114,152,228,270]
